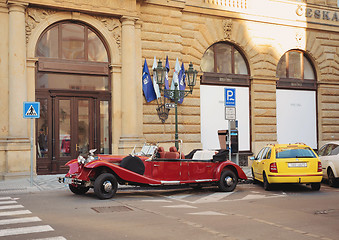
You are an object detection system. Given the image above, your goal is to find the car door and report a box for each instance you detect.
[151,160,181,181]
[327,144,339,178]
[257,147,269,180]
[252,147,266,181]
[318,144,329,178]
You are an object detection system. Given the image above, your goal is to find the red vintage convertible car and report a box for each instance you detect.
[59,142,247,199]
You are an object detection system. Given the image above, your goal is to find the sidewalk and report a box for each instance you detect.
[0,174,67,194]
[0,167,252,194]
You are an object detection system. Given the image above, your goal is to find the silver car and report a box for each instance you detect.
[318,142,339,187]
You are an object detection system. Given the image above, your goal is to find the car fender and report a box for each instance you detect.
[327,161,339,178]
[215,161,247,180]
[84,160,161,185]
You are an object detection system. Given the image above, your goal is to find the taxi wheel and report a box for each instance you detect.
[94,173,118,199]
[328,169,338,187]
[311,183,321,191]
[69,184,89,195]
[218,170,238,192]
[263,173,271,191]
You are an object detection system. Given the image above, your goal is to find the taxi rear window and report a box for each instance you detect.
[276,147,316,159]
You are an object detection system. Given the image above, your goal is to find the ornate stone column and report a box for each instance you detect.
[2,3,31,179]
[119,16,144,153]
[8,3,28,137]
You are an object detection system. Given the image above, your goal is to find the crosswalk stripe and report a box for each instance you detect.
[0,197,12,201]
[0,225,53,237]
[32,236,67,240]
[0,200,17,205]
[188,211,227,216]
[193,192,234,203]
[0,217,41,226]
[0,210,31,217]
[0,204,24,210]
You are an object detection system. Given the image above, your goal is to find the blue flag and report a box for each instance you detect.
[142,59,157,102]
[164,56,170,98]
[178,63,186,104]
[165,56,170,90]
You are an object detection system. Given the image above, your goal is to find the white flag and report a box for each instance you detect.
[152,56,161,99]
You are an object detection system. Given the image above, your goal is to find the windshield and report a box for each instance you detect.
[276,147,316,159]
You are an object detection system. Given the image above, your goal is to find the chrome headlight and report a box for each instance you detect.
[77,149,97,165]
[77,155,86,164]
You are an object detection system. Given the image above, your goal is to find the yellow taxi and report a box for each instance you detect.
[251,143,322,191]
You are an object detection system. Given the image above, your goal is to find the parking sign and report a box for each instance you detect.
[225,88,236,107]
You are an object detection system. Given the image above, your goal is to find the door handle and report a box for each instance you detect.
[154,164,160,167]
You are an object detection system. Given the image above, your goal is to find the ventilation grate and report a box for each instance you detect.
[92,206,133,213]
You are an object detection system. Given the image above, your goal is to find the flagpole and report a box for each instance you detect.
[174,83,179,150]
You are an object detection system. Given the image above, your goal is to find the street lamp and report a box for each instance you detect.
[154,60,198,149]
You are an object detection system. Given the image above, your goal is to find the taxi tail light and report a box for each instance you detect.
[270,162,278,173]
[318,161,322,172]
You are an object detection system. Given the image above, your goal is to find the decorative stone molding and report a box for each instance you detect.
[223,18,232,40]
[26,8,56,43]
[94,16,121,50]
[205,0,247,9]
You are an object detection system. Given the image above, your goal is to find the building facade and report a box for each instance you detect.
[0,0,338,178]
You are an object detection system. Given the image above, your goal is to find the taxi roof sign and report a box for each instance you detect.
[23,102,40,119]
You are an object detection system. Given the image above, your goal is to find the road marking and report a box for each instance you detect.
[0,225,53,237]
[193,192,234,203]
[142,199,172,203]
[0,216,41,226]
[0,204,24,210]
[0,210,31,217]
[32,237,67,240]
[0,197,13,201]
[0,200,17,205]
[188,211,226,216]
[240,194,268,200]
[163,204,197,209]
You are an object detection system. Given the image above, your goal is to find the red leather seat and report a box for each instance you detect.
[157,147,165,158]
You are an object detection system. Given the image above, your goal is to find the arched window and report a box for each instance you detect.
[201,42,249,86]
[276,50,316,90]
[36,22,110,91]
[276,50,317,149]
[36,22,108,62]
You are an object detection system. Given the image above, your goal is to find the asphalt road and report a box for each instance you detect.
[1,182,339,240]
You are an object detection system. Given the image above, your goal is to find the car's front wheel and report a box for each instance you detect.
[218,170,238,192]
[94,173,118,199]
[69,184,89,195]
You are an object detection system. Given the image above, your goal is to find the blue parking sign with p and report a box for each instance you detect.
[225,88,236,107]
[23,102,40,119]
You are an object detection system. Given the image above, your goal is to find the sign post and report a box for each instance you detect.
[224,88,238,165]
[23,102,40,186]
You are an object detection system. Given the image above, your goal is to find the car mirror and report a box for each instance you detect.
[249,156,256,161]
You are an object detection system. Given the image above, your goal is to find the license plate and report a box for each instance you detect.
[64,177,74,184]
[288,162,307,168]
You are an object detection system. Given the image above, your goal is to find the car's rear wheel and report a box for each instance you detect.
[94,173,118,199]
[69,184,89,195]
[263,172,271,191]
[328,168,338,187]
[218,170,238,192]
[311,182,321,191]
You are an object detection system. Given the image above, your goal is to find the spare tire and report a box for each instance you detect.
[120,155,145,175]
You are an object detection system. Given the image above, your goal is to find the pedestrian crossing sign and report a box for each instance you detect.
[23,102,40,119]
